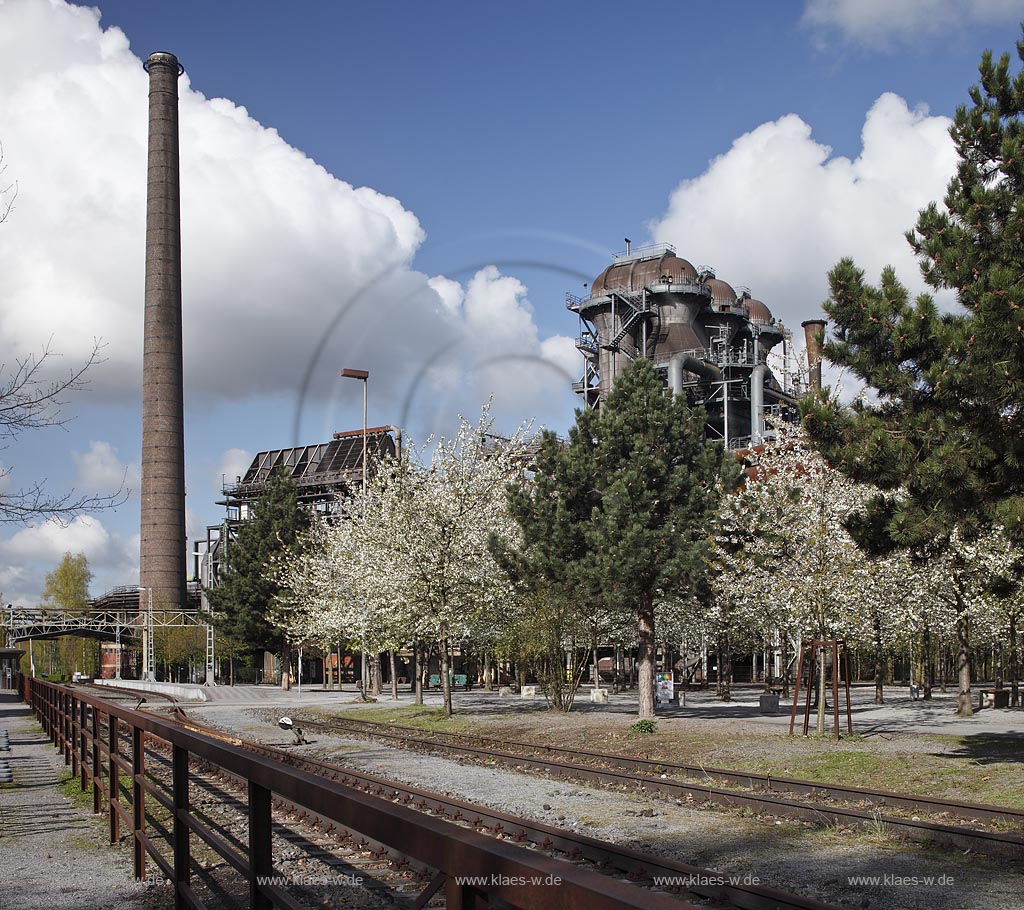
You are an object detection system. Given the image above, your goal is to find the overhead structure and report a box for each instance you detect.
[567,242,811,448]
[139,51,187,619]
[198,426,401,601]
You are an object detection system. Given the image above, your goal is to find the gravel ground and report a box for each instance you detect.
[193,704,1024,910]
[0,693,174,910]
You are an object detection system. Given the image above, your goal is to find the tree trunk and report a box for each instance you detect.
[873,611,885,705]
[954,583,974,716]
[922,625,933,699]
[816,643,827,736]
[414,639,424,705]
[716,633,732,702]
[390,649,398,700]
[1011,613,1019,708]
[995,639,1004,691]
[780,635,790,698]
[592,644,599,687]
[440,636,453,717]
[483,652,492,692]
[637,593,656,719]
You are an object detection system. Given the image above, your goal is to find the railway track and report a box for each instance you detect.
[165,708,836,910]
[280,712,1024,857]
[136,733,433,908]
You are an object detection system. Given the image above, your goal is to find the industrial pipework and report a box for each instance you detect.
[568,243,799,447]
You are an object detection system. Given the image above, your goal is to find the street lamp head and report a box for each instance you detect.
[341,368,369,380]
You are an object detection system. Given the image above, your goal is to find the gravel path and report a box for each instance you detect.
[0,692,173,910]
[193,704,1024,910]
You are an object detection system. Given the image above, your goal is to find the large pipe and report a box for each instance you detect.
[801,319,826,391]
[750,364,766,446]
[667,353,723,395]
[139,51,186,624]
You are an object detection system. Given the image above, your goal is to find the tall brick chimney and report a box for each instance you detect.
[140,52,186,631]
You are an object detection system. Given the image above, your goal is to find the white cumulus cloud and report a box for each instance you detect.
[649,93,959,347]
[217,448,253,486]
[0,0,573,437]
[802,0,1022,46]
[72,440,139,493]
[0,514,139,602]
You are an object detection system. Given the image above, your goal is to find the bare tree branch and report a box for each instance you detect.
[0,149,124,525]
[0,340,128,524]
[0,339,105,438]
[0,140,17,226]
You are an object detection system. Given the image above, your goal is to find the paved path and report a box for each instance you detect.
[0,690,169,910]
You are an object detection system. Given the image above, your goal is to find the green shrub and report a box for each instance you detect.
[630,719,657,735]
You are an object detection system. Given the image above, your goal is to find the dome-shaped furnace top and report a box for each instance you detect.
[591,253,698,295]
[745,297,774,324]
[705,277,738,307]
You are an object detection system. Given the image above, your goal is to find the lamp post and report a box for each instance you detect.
[341,367,370,699]
[340,368,369,495]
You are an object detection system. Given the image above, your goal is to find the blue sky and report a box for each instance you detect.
[0,0,1020,602]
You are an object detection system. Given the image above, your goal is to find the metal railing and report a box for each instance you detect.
[23,678,685,910]
[610,241,676,263]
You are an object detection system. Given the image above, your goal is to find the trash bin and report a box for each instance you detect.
[759,694,780,714]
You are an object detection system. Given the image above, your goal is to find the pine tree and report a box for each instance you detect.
[496,359,735,718]
[207,471,309,684]
[803,27,1024,714]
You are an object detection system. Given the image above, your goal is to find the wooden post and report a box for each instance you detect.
[91,704,102,814]
[79,699,88,791]
[802,643,817,736]
[109,715,120,842]
[788,641,805,736]
[248,781,273,910]
[70,694,80,779]
[831,639,840,742]
[172,745,190,906]
[133,726,146,882]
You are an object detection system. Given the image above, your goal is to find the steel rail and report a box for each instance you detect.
[294,714,1024,826]
[170,709,836,910]
[288,713,1024,857]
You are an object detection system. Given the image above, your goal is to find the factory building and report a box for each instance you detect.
[568,242,824,447]
[197,425,400,594]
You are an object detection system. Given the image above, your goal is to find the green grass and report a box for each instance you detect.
[323,704,484,734]
[314,701,1024,812]
[58,769,95,809]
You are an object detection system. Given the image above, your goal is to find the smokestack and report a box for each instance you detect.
[801,319,826,392]
[140,52,186,619]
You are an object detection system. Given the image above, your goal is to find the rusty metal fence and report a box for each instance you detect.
[24,678,688,910]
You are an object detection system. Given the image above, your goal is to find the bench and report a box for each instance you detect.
[427,674,472,690]
[980,688,1010,709]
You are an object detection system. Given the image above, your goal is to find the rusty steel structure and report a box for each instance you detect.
[197,427,401,609]
[568,242,818,448]
[26,679,705,910]
[139,51,187,617]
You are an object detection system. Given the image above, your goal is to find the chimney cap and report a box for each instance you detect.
[143,52,184,76]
